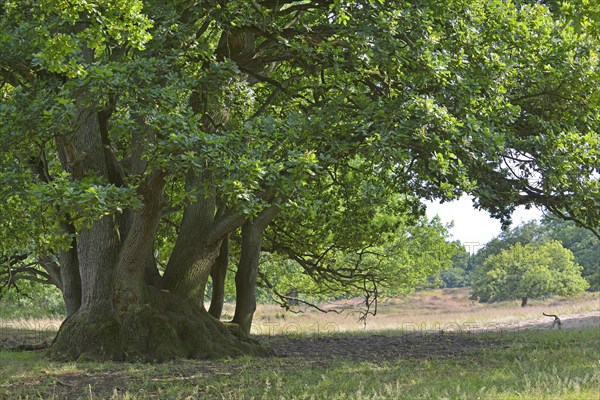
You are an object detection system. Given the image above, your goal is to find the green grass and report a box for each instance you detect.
[1,327,599,399]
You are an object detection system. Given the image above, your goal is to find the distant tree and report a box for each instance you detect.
[471,241,588,307]
[434,221,544,289]
[428,244,471,288]
[469,219,600,290]
[471,221,544,270]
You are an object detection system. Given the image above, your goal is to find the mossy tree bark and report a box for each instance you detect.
[45,17,281,362]
[50,176,266,361]
[50,179,263,361]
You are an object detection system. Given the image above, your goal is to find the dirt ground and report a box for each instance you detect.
[262,331,490,361]
[262,311,600,361]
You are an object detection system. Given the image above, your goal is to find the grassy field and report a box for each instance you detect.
[247,288,600,334]
[1,289,599,399]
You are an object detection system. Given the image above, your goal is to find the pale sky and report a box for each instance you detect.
[425,195,544,252]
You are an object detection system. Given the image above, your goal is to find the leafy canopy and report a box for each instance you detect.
[1,0,599,301]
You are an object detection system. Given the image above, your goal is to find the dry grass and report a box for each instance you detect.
[0,317,60,349]
[0,316,63,331]
[247,288,600,334]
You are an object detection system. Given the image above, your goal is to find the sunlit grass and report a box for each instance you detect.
[2,288,598,337]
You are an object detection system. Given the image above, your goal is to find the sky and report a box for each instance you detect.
[425,195,544,253]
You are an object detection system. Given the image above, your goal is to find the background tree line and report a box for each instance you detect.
[432,217,598,303]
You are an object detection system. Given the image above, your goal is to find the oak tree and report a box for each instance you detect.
[1,1,599,360]
[471,241,589,307]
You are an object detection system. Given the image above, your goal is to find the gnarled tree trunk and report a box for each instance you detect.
[50,187,266,361]
[47,24,276,360]
[49,103,265,361]
[162,172,219,309]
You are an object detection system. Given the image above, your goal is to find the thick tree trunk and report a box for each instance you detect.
[49,286,268,361]
[163,241,220,310]
[50,173,266,359]
[50,99,123,358]
[113,171,165,308]
[78,217,121,313]
[50,171,267,361]
[49,214,122,360]
[232,207,279,335]
[49,76,268,361]
[209,236,229,319]
[521,297,528,307]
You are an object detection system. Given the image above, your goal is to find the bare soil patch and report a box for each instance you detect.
[261,311,600,361]
[261,331,491,361]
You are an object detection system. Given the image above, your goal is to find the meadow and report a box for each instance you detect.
[1,289,599,399]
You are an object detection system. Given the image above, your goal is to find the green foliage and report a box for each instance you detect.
[468,218,600,291]
[543,218,600,290]
[438,266,469,289]
[471,241,589,304]
[260,210,457,307]
[429,245,473,288]
[0,280,65,318]
[472,221,542,264]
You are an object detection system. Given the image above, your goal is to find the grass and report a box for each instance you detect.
[1,328,599,399]
[1,289,599,399]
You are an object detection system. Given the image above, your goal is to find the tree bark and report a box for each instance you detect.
[57,235,81,316]
[69,103,121,314]
[162,172,218,309]
[49,53,268,361]
[144,249,162,287]
[36,255,62,290]
[232,207,279,335]
[208,236,229,319]
[50,102,123,359]
[113,171,166,311]
[521,297,528,307]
